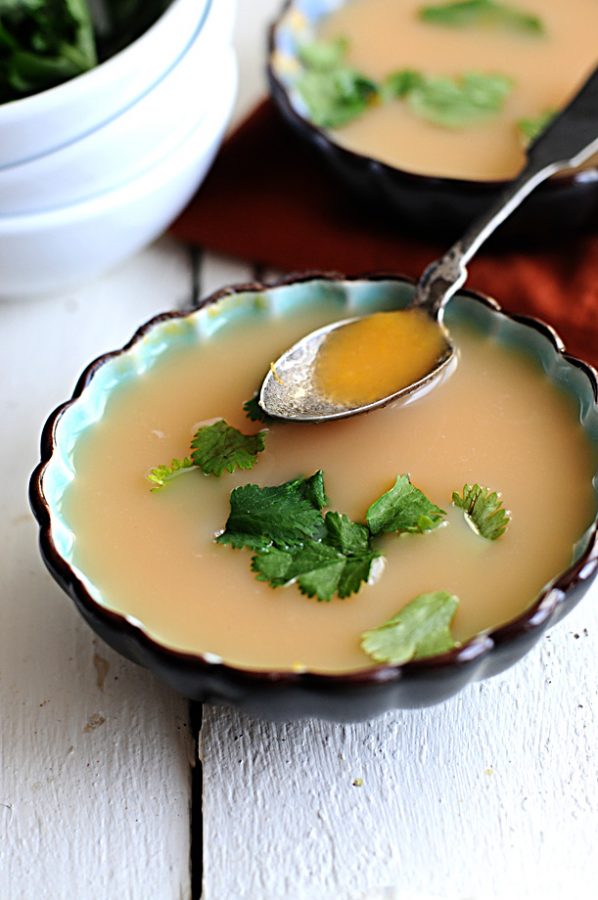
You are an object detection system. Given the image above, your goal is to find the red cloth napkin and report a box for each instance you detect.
[171,99,598,367]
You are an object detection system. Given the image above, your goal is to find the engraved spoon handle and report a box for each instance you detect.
[413,65,598,319]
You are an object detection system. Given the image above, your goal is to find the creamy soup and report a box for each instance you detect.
[310,0,598,180]
[64,301,597,673]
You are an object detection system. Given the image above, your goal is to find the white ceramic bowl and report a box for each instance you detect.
[0,48,237,300]
[0,0,235,215]
[0,0,210,169]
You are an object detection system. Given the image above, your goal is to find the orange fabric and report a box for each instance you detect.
[171,99,598,367]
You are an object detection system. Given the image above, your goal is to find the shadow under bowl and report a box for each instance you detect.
[268,0,598,243]
[29,273,598,722]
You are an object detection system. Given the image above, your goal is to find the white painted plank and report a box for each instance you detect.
[1,237,194,900]
[201,588,598,900]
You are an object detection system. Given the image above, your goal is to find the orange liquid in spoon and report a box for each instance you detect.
[314,309,450,406]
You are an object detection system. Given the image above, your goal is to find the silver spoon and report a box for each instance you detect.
[260,66,598,422]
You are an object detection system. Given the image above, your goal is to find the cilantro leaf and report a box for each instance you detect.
[253,541,347,601]
[243,393,278,426]
[324,511,371,555]
[216,472,328,551]
[418,0,544,34]
[452,483,511,540]
[190,420,265,477]
[517,109,556,145]
[297,37,348,71]
[383,69,424,99]
[147,456,194,491]
[251,513,379,601]
[296,42,379,131]
[361,591,460,664]
[366,474,446,535]
[388,70,513,128]
[337,552,380,599]
[297,67,379,129]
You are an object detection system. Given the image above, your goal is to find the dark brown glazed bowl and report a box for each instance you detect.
[30,273,598,722]
[268,0,598,242]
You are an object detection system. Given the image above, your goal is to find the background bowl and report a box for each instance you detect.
[0,0,234,215]
[268,0,598,241]
[0,49,237,299]
[30,274,598,722]
[0,0,211,169]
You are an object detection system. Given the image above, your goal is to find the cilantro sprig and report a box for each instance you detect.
[252,512,379,601]
[148,420,266,490]
[297,63,378,128]
[191,420,266,477]
[148,457,195,491]
[453,483,511,540]
[218,471,446,601]
[293,37,512,131]
[418,0,544,34]
[385,70,513,128]
[217,471,328,551]
[221,474,379,601]
[361,591,460,664]
[366,474,446,535]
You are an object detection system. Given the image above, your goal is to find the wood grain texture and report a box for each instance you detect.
[1,238,194,899]
[201,585,598,900]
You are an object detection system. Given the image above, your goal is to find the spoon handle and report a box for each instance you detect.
[413,65,598,319]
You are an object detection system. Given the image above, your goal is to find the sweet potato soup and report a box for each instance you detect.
[64,301,597,673]
[311,0,598,180]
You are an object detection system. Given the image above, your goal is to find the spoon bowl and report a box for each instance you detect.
[260,310,455,421]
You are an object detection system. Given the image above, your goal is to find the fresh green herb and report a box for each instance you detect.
[383,68,424,99]
[361,591,460,664]
[217,471,328,551]
[0,0,97,102]
[418,0,544,34]
[297,37,348,71]
[243,393,278,426]
[148,419,266,489]
[297,66,379,128]
[295,37,378,128]
[0,0,170,104]
[366,474,446,535]
[190,420,266,477]
[386,69,513,128]
[452,483,511,540]
[147,456,194,492]
[219,470,379,601]
[252,517,379,601]
[517,109,556,144]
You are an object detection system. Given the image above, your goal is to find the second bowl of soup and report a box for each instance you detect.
[269,0,598,238]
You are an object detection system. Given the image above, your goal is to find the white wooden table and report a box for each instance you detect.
[2,3,598,897]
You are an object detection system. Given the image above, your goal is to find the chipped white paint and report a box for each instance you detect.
[0,239,194,899]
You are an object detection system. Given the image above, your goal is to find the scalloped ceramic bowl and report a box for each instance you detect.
[268,0,598,240]
[30,275,598,722]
